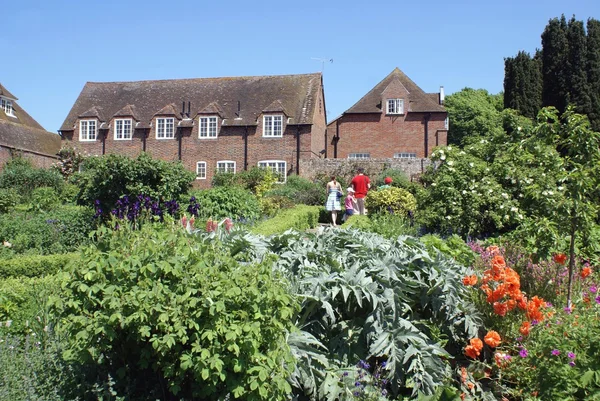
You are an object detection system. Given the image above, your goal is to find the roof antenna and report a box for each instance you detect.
[311,57,333,72]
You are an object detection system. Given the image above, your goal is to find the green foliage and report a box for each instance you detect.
[444,88,504,145]
[0,188,20,213]
[374,168,425,199]
[341,214,373,230]
[0,206,96,255]
[365,187,417,216]
[251,205,320,236]
[222,229,483,398]
[266,175,326,206]
[190,186,261,221]
[59,183,80,205]
[501,301,600,400]
[212,167,279,195]
[0,334,77,401]
[53,223,297,400]
[0,157,64,198]
[0,253,77,279]
[421,234,476,268]
[258,195,295,217]
[0,275,62,336]
[504,50,543,118]
[75,152,194,213]
[419,146,520,238]
[29,187,60,212]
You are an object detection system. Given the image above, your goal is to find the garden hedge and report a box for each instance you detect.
[0,253,77,279]
[251,205,320,236]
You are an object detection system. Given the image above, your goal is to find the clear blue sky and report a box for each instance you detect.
[3,0,599,132]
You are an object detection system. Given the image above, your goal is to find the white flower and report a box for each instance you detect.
[431,152,436,157]
[447,160,453,166]
[446,216,452,220]
[558,186,564,191]
[542,173,546,177]
[459,151,466,155]
[501,193,509,199]
[452,201,457,205]
[500,205,504,209]
[519,194,523,198]
[504,215,509,220]
[547,191,553,196]
[542,191,548,196]
[488,189,493,193]
[480,139,487,143]
[448,146,453,151]
[469,162,474,168]
[431,183,436,187]
[518,214,524,219]
[440,154,446,161]
[462,190,467,194]
[511,207,518,212]
[517,126,522,131]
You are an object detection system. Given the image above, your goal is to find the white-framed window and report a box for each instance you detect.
[196,161,207,180]
[114,118,132,140]
[0,98,15,117]
[348,153,370,160]
[444,117,449,130]
[79,120,97,141]
[263,115,283,137]
[199,116,218,138]
[156,117,174,139]
[216,160,236,174]
[258,160,287,182]
[394,152,417,159]
[386,99,404,115]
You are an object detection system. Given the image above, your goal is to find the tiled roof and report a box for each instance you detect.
[113,104,140,120]
[0,83,17,100]
[345,68,445,114]
[60,73,323,131]
[0,119,61,157]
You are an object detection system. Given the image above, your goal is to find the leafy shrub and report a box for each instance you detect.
[0,253,76,279]
[29,187,60,212]
[368,213,418,238]
[421,234,477,268]
[53,223,297,400]
[266,175,326,206]
[59,183,80,205]
[74,152,194,214]
[259,195,295,217]
[213,167,277,195]
[418,146,521,238]
[0,157,64,197]
[0,334,77,401]
[188,186,261,221]
[0,206,96,255]
[341,214,373,230]
[251,205,320,236]
[53,145,86,179]
[221,229,483,398]
[365,186,417,216]
[0,188,20,213]
[0,275,62,336]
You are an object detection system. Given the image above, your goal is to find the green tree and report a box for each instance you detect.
[566,17,592,116]
[586,18,600,131]
[542,16,570,113]
[444,88,503,145]
[504,50,543,118]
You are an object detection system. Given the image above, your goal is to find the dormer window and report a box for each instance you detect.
[199,116,218,138]
[263,115,283,137]
[156,117,174,139]
[386,99,404,115]
[114,118,132,140]
[0,98,15,117]
[79,120,97,141]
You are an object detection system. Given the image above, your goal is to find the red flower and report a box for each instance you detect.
[519,321,531,336]
[493,301,508,317]
[484,331,502,348]
[462,275,477,286]
[581,266,592,279]
[553,253,567,265]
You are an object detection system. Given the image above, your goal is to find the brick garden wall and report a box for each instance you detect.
[299,157,432,184]
[0,146,58,170]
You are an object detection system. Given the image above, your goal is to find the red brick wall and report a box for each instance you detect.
[326,111,447,159]
[0,146,58,170]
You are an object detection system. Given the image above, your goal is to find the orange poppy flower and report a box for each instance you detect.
[553,253,567,265]
[464,345,480,359]
[462,275,478,286]
[484,331,502,348]
[486,245,500,256]
[519,321,531,336]
[581,266,592,278]
[470,337,483,351]
[493,301,508,316]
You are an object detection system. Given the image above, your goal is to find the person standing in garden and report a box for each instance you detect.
[325,176,343,226]
[351,168,371,215]
[343,187,358,222]
[379,176,393,189]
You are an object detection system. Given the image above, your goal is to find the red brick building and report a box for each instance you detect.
[59,73,327,186]
[326,68,447,160]
[0,83,61,169]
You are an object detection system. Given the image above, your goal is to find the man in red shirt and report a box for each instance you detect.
[350,168,371,215]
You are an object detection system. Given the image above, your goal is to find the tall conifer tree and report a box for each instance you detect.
[503,51,542,118]
[566,17,592,116]
[586,18,600,131]
[542,15,570,113]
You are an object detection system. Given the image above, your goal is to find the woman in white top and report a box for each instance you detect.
[325,176,342,226]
